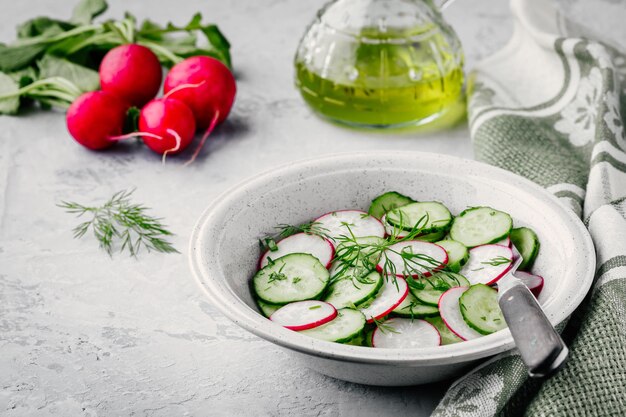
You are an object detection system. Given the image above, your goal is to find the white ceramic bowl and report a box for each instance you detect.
[189,152,595,386]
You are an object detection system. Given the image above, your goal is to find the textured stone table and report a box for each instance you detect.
[0,1,512,415]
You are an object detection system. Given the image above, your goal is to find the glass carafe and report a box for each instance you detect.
[294,0,464,129]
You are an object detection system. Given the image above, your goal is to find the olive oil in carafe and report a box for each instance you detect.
[295,31,465,128]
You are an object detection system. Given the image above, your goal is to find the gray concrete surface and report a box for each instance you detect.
[0,1,512,415]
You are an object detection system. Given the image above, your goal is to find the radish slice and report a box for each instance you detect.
[259,233,334,269]
[359,277,408,323]
[494,236,511,247]
[377,241,448,278]
[314,210,385,242]
[460,244,513,285]
[372,318,441,348]
[270,301,337,331]
[514,271,544,297]
[439,287,482,341]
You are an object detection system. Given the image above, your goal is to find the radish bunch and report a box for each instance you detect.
[65,44,236,162]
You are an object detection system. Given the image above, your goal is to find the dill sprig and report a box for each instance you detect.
[262,211,452,292]
[406,272,463,292]
[396,299,424,321]
[267,264,287,284]
[471,256,512,271]
[259,221,330,252]
[332,212,446,288]
[481,256,512,266]
[372,317,399,334]
[58,189,178,257]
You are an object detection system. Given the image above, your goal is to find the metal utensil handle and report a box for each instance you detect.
[498,283,569,378]
[436,0,457,11]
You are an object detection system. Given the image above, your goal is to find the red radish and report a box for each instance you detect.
[314,210,386,242]
[99,44,162,107]
[495,236,511,247]
[460,244,513,285]
[259,233,335,269]
[163,56,236,163]
[438,287,482,341]
[270,301,337,331]
[138,98,196,156]
[372,318,441,348]
[66,91,130,150]
[359,277,408,323]
[377,241,448,278]
[514,271,544,297]
[164,56,236,127]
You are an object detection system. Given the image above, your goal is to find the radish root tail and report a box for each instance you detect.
[162,128,182,165]
[108,132,163,142]
[163,81,207,100]
[185,111,220,166]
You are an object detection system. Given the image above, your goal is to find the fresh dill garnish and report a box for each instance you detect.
[261,238,279,252]
[372,317,399,334]
[406,272,459,293]
[58,189,178,257]
[259,221,331,252]
[277,222,325,238]
[481,256,512,267]
[398,299,427,321]
[309,305,321,310]
[267,264,287,284]
[329,212,448,290]
[292,277,302,284]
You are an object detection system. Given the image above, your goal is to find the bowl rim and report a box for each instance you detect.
[189,151,595,365]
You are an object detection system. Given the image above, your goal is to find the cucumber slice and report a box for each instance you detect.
[425,316,463,345]
[510,227,540,271]
[408,272,470,306]
[449,206,513,248]
[364,326,375,347]
[368,191,415,219]
[438,287,482,341]
[382,222,446,241]
[343,331,366,346]
[259,232,334,269]
[253,253,330,304]
[256,299,281,318]
[299,308,366,343]
[416,230,447,242]
[459,284,506,335]
[391,292,439,318]
[436,239,469,272]
[386,202,453,234]
[324,270,383,309]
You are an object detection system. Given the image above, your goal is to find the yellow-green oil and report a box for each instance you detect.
[295,30,465,128]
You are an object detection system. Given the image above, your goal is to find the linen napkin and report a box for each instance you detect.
[432,0,626,415]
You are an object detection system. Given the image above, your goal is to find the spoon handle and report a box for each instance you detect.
[437,0,457,11]
[498,282,569,377]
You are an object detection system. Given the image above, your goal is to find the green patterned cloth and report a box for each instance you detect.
[433,0,626,415]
